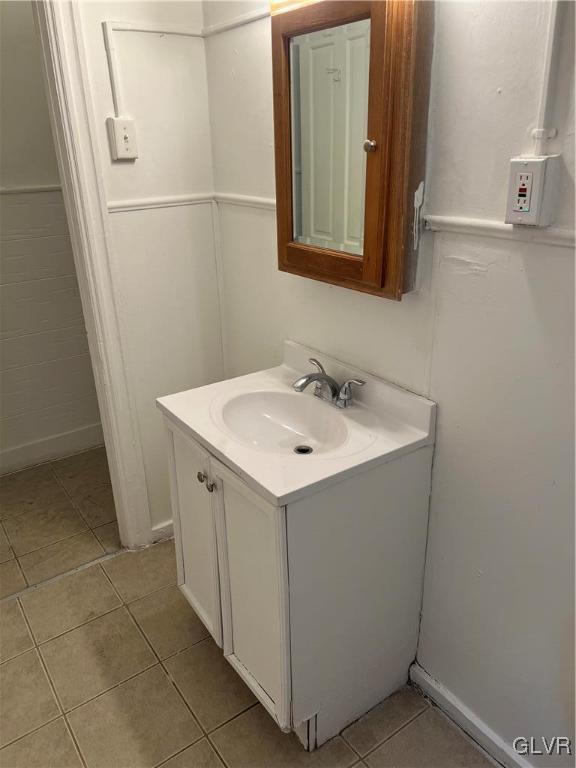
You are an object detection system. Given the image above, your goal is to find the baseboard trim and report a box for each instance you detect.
[151,520,174,541]
[0,422,104,474]
[410,663,532,768]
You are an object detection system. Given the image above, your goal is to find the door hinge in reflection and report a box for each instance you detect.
[413,181,425,250]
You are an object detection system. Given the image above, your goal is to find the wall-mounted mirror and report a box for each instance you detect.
[272,1,434,300]
[290,18,370,257]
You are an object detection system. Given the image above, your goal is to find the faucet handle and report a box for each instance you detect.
[337,378,366,407]
[309,358,326,374]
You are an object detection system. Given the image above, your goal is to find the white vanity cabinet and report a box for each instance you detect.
[163,422,433,749]
[167,431,222,646]
[167,424,291,729]
[158,341,436,750]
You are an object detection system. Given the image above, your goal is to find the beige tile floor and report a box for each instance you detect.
[0,537,495,768]
[0,448,120,598]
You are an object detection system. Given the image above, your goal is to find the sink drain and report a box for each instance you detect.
[294,445,313,455]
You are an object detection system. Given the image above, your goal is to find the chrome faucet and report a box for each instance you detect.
[292,358,365,408]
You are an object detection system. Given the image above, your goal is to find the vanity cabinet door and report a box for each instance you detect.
[211,458,291,730]
[168,428,222,646]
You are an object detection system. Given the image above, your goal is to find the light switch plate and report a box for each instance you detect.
[106,116,138,161]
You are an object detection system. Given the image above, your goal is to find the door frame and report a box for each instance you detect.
[32,1,152,548]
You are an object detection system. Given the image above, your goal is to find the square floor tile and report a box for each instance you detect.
[129,585,209,660]
[68,665,202,768]
[211,705,357,768]
[4,502,87,556]
[160,739,225,768]
[94,521,121,554]
[342,686,428,756]
[0,599,33,662]
[0,559,26,598]
[0,465,69,520]
[164,638,257,732]
[74,483,117,529]
[51,448,110,494]
[18,531,104,585]
[21,565,120,644]
[0,524,14,563]
[40,606,156,710]
[103,539,176,602]
[0,649,60,746]
[0,717,83,767]
[365,708,492,768]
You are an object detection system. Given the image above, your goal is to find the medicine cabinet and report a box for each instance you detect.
[272,0,433,299]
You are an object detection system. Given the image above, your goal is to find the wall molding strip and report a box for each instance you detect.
[426,215,574,248]
[108,193,214,213]
[203,9,271,37]
[0,184,62,195]
[214,193,277,211]
[410,664,531,768]
[107,21,203,37]
[107,193,277,213]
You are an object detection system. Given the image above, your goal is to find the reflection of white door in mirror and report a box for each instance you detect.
[291,20,370,257]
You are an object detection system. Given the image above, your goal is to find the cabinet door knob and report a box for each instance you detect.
[363,139,377,153]
[197,471,207,484]
[206,480,216,493]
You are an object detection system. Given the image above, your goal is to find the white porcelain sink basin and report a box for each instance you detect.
[221,391,348,455]
[157,341,436,505]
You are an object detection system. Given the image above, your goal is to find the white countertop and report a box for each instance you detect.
[157,341,436,506]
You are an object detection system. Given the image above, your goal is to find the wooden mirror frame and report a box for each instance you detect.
[272,0,433,300]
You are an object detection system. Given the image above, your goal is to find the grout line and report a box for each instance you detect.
[11,554,29,590]
[0,710,63,752]
[153,741,205,768]
[152,731,207,768]
[0,609,68,754]
[15,529,106,590]
[47,459,99,529]
[27,600,124,649]
[59,662,162,718]
[97,557,126,604]
[205,701,260,737]
[9,519,92,560]
[0,517,16,564]
[159,654,207,737]
[1,540,126,603]
[0,598,34,664]
[359,707,429,763]
[62,713,89,768]
[206,733,231,768]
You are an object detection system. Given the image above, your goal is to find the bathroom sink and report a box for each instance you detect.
[157,340,436,505]
[220,391,349,455]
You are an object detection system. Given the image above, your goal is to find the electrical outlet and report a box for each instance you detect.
[505,155,560,226]
[106,116,138,161]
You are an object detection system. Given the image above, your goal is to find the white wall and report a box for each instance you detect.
[203,1,574,765]
[0,1,60,188]
[0,1,102,473]
[77,1,224,529]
